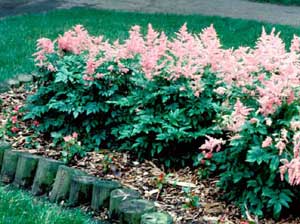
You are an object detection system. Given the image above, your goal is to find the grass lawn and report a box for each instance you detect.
[0,185,99,224]
[2,8,300,81]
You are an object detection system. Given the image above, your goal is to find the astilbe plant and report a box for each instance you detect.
[25,24,300,219]
[199,28,300,218]
[25,24,225,166]
[109,24,227,166]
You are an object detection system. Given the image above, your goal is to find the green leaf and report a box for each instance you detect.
[55,70,69,83]
[273,203,282,218]
[246,146,269,165]
[269,156,279,171]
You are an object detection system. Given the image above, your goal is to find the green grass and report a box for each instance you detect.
[2,7,300,81]
[0,185,99,224]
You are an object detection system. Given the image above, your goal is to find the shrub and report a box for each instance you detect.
[25,25,224,164]
[25,52,133,152]
[204,29,300,218]
[25,24,300,219]
[110,25,226,166]
[25,27,137,158]
[111,67,224,166]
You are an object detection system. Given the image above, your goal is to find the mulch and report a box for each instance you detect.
[1,83,300,224]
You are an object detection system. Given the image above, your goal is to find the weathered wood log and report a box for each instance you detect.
[141,212,173,224]
[0,141,11,170]
[13,153,40,188]
[49,165,85,203]
[1,150,19,183]
[109,188,141,219]
[17,74,33,83]
[91,179,121,211]
[68,175,96,207]
[31,158,64,196]
[0,82,10,93]
[6,79,20,88]
[119,199,156,224]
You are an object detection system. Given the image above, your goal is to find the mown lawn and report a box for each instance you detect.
[1,7,300,81]
[0,185,99,224]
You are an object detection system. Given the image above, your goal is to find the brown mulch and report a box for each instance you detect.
[1,84,300,224]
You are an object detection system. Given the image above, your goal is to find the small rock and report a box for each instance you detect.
[133,161,139,166]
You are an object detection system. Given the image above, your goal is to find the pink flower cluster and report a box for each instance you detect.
[35,24,300,102]
[34,24,300,186]
[226,99,253,132]
[63,132,78,142]
[34,24,223,96]
[33,38,55,70]
[57,25,91,55]
[279,131,300,185]
[199,135,225,159]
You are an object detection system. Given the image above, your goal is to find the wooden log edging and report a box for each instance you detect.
[109,188,141,220]
[0,141,11,170]
[0,141,173,223]
[91,179,122,211]
[141,212,173,224]
[0,74,34,94]
[49,165,85,203]
[69,175,96,207]
[1,150,19,183]
[14,153,40,188]
[119,199,157,224]
[31,157,64,196]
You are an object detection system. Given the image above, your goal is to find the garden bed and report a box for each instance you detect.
[1,83,300,224]
[3,18,300,223]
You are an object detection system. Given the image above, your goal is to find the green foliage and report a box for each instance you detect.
[182,187,201,209]
[111,68,224,166]
[25,25,223,166]
[20,19,300,220]
[215,103,300,219]
[24,56,134,160]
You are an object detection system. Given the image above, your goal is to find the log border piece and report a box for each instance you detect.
[141,212,173,224]
[49,165,85,203]
[119,199,156,224]
[68,175,96,207]
[1,150,19,183]
[31,157,64,196]
[109,188,141,220]
[13,153,40,188]
[0,141,11,170]
[91,179,122,211]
